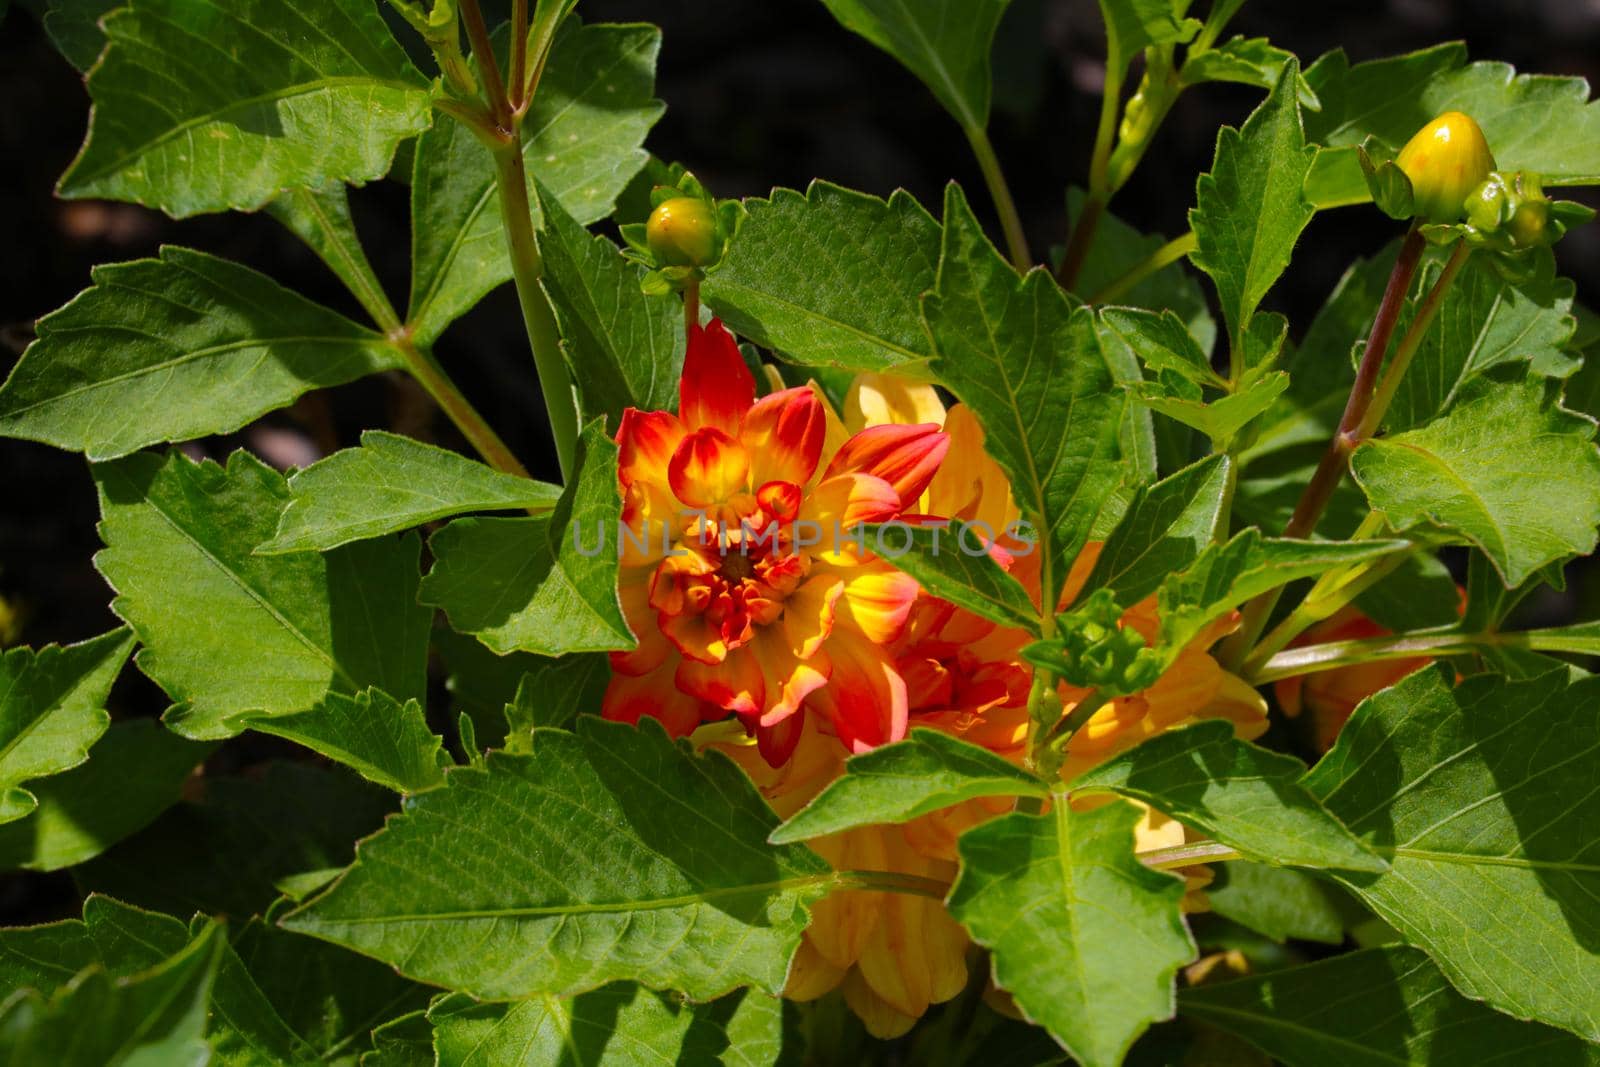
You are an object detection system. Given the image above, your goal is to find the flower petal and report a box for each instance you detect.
[616,408,686,488]
[741,385,825,487]
[799,472,902,533]
[814,640,908,753]
[844,372,946,432]
[601,658,705,736]
[668,427,750,508]
[680,318,754,435]
[824,423,949,506]
[677,645,764,717]
[784,573,844,659]
[833,563,920,645]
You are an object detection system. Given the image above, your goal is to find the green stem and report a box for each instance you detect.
[1023,671,1063,782]
[1136,841,1241,870]
[1252,631,1488,685]
[1056,43,1124,292]
[459,0,511,132]
[963,124,1031,271]
[1088,230,1197,305]
[491,139,578,481]
[1046,687,1110,750]
[391,332,532,479]
[833,869,951,899]
[1355,241,1472,441]
[508,0,529,111]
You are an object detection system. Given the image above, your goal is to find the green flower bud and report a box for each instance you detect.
[646,197,718,268]
[1395,111,1497,223]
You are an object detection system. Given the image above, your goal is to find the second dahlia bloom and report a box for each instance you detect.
[1274,606,1434,751]
[601,320,949,764]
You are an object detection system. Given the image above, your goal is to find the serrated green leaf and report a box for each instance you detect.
[282,717,832,1001]
[771,729,1045,844]
[1460,552,1563,634]
[0,629,133,826]
[230,687,447,795]
[406,19,662,343]
[1099,308,1223,388]
[1138,371,1290,446]
[535,179,684,424]
[1069,192,1215,352]
[78,762,393,919]
[428,984,795,1067]
[1304,666,1600,1040]
[927,183,1127,613]
[1180,946,1600,1066]
[1156,529,1411,663]
[0,248,403,461]
[1099,0,1199,76]
[818,0,1012,130]
[0,920,98,996]
[94,450,433,739]
[1383,251,1578,433]
[434,629,551,747]
[504,653,611,747]
[0,720,212,872]
[56,0,431,216]
[702,182,942,373]
[1203,861,1348,944]
[1072,720,1384,872]
[266,182,401,331]
[1079,455,1231,607]
[1302,43,1600,210]
[1181,36,1320,108]
[421,422,634,656]
[949,799,1194,1067]
[0,918,223,1066]
[1189,62,1316,355]
[1351,375,1600,586]
[867,521,1041,634]
[365,1011,434,1067]
[263,432,561,554]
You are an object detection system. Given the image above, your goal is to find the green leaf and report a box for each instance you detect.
[1180,946,1600,1066]
[926,183,1127,613]
[78,762,393,918]
[1072,720,1385,872]
[0,629,134,825]
[1180,36,1320,108]
[1383,252,1579,433]
[365,1011,434,1067]
[421,422,635,656]
[1138,371,1290,447]
[282,717,832,1000]
[1350,375,1600,587]
[504,653,611,748]
[57,0,431,217]
[406,19,663,343]
[1203,861,1347,944]
[770,729,1045,844]
[427,984,795,1067]
[94,450,433,739]
[1303,666,1600,1040]
[1302,43,1600,210]
[1189,62,1316,352]
[818,0,1012,130]
[1099,0,1199,76]
[434,630,550,746]
[266,182,401,330]
[1099,308,1223,389]
[535,180,685,424]
[948,799,1194,1067]
[702,182,943,373]
[0,919,223,1066]
[1069,193,1214,351]
[0,248,403,461]
[867,521,1041,634]
[0,920,98,995]
[41,0,119,71]
[0,720,212,872]
[1156,529,1411,663]
[230,687,447,795]
[262,431,561,554]
[1079,455,1231,607]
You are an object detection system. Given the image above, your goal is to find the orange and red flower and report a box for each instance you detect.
[601,320,949,764]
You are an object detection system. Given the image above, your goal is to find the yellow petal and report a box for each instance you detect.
[844,372,947,432]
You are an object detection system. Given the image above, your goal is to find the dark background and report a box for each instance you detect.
[2,1,1597,666]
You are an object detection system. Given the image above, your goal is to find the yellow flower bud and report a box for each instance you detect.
[1394,111,1497,223]
[645,197,717,267]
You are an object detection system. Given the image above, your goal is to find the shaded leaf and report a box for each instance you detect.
[263,431,560,554]
[771,729,1045,844]
[1079,455,1230,607]
[1203,861,1348,944]
[1180,946,1600,1066]
[41,0,120,71]
[703,182,943,373]
[0,248,403,461]
[94,450,433,739]
[1073,720,1384,872]
[1099,0,1199,76]
[949,799,1194,1067]
[57,0,430,216]
[282,717,832,1000]
[0,629,133,825]
[230,687,447,795]
[421,422,634,656]
[1181,36,1319,108]
[1351,375,1600,586]
[1303,666,1600,1040]
[504,653,611,748]
[867,521,1041,633]
[926,183,1127,613]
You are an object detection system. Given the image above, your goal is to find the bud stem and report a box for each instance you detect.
[1355,241,1472,441]
[963,123,1031,272]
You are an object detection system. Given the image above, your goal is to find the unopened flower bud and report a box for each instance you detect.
[646,197,718,268]
[1395,111,1496,223]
